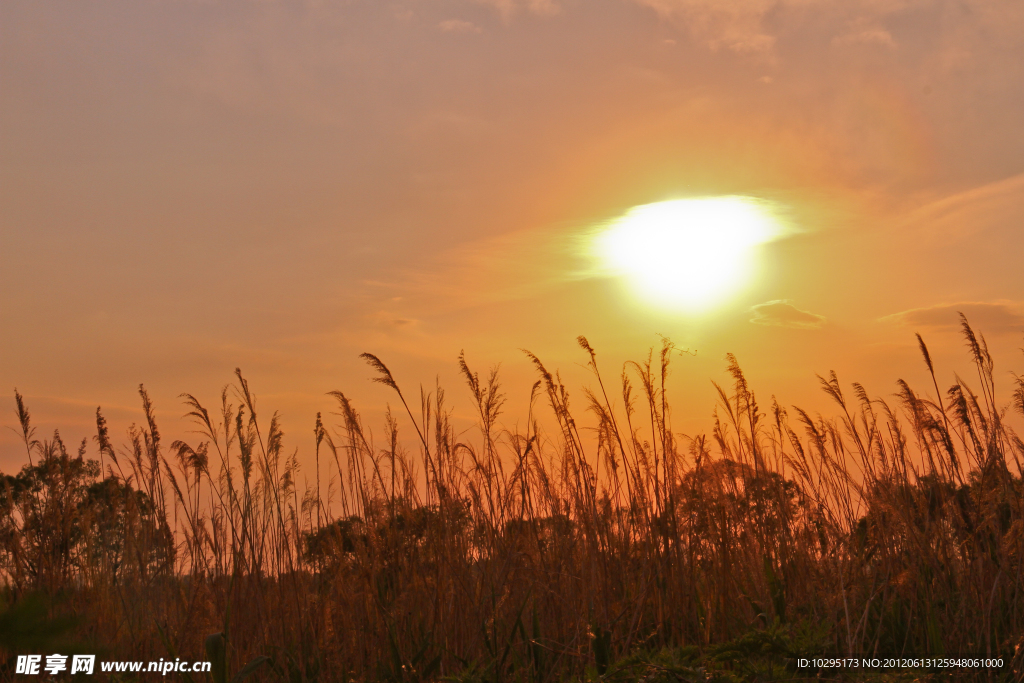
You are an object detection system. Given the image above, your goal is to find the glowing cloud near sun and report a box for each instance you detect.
[595,196,786,310]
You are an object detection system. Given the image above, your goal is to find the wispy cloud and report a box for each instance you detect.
[629,0,1024,58]
[750,300,827,329]
[630,0,778,55]
[900,172,1024,244]
[472,0,561,21]
[439,19,482,33]
[881,301,1024,334]
[832,26,896,49]
[355,221,600,321]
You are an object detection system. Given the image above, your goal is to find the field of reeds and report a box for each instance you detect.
[3,315,1024,681]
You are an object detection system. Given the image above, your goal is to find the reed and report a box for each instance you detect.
[2,316,1023,681]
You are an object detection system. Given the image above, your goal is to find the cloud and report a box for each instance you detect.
[367,309,424,333]
[438,19,482,33]
[472,0,560,20]
[900,172,1024,244]
[750,300,827,329]
[631,0,778,55]
[881,301,1024,334]
[832,26,896,48]
[629,0,1024,58]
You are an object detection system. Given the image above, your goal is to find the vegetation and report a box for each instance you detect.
[2,315,1024,681]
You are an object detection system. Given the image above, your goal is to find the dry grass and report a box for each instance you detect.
[2,315,1024,681]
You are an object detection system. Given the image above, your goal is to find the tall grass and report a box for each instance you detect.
[2,316,1024,681]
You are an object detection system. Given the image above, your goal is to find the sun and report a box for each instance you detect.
[595,196,785,310]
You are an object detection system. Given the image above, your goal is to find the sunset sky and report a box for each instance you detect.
[2,0,1024,471]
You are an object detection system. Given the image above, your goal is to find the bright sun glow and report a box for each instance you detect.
[596,196,784,310]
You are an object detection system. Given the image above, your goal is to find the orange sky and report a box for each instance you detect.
[3,0,1024,472]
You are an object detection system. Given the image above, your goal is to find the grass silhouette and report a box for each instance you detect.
[2,315,1023,681]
